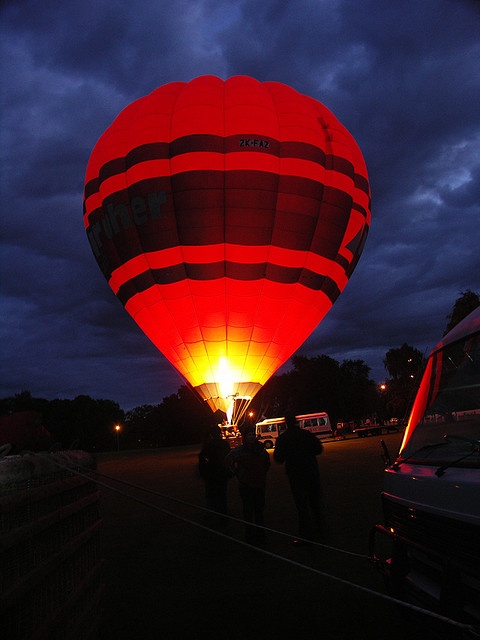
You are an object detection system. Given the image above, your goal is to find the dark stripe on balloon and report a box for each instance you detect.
[127,142,170,165]
[87,170,369,232]
[354,173,369,195]
[116,262,341,307]
[84,135,369,200]
[85,169,370,281]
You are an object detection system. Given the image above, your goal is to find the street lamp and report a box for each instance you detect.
[378,384,387,424]
[114,424,121,451]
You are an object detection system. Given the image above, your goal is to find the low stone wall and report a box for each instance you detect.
[0,451,103,640]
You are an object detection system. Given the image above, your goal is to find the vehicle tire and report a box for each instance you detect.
[264,440,273,449]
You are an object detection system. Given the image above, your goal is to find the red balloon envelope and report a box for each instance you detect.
[83,75,371,422]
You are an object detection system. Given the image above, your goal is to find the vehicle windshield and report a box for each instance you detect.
[399,329,480,466]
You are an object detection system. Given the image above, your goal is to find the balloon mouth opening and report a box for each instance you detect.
[194,382,262,426]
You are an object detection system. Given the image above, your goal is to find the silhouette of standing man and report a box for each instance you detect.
[226,425,271,545]
[198,425,232,526]
[274,415,325,545]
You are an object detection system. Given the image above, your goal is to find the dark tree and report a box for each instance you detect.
[44,395,124,451]
[251,354,375,426]
[0,390,49,417]
[444,289,479,335]
[124,386,212,448]
[339,359,377,422]
[382,344,425,422]
[0,392,124,451]
[383,343,424,381]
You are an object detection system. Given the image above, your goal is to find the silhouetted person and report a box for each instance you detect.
[274,415,326,544]
[198,425,232,526]
[226,425,271,545]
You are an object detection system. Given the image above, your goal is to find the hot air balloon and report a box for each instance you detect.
[83,75,371,425]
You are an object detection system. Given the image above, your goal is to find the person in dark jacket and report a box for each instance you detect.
[226,425,271,545]
[273,415,326,544]
[198,425,232,526]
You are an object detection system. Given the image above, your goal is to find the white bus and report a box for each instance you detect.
[255,412,332,449]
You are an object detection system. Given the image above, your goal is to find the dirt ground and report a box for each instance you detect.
[94,432,428,640]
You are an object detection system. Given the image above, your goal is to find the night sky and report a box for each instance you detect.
[1,0,479,410]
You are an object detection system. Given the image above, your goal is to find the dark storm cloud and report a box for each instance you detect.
[1,0,479,409]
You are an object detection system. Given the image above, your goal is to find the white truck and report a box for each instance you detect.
[370,307,480,637]
[255,412,332,449]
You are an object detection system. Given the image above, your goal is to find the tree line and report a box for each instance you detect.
[1,291,477,452]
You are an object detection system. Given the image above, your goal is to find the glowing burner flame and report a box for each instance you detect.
[217,356,234,399]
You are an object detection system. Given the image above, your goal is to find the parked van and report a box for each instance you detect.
[255,417,287,449]
[370,307,480,636]
[295,412,332,438]
[255,412,332,449]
